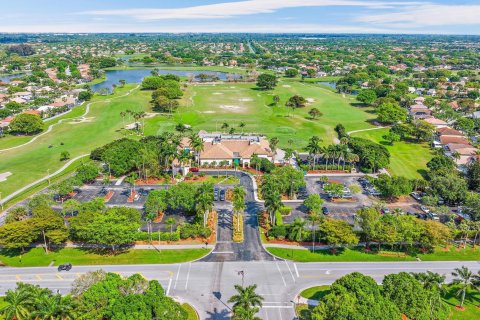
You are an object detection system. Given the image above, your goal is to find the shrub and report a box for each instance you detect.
[275,211,284,226]
[269,225,287,239]
[179,223,212,239]
[279,206,292,216]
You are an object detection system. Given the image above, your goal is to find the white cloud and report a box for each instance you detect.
[82,0,423,20]
[358,4,480,26]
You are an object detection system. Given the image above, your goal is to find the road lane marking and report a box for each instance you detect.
[56,274,63,280]
[275,262,287,287]
[293,263,300,278]
[284,260,295,282]
[16,275,21,281]
[185,263,192,290]
[212,251,234,254]
[174,264,181,290]
[326,270,331,275]
[262,306,293,309]
[166,278,172,296]
[36,275,42,280]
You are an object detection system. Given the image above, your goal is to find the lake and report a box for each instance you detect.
[91,69,242,92]
[317,81,337,89]
[0,73,28,83]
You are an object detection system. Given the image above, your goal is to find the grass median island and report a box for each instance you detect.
[267,245,480,262]
[182,303,200,320]
[0,247,209,267]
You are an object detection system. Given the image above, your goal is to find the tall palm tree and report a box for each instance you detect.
[290,217,306,242]
[120,111,126,129]
[262,180,282,226]
[305,136,323,169]
[189,133,204,167]
[269,137,279,163]
[232,306,261,320]
[308,212,323,251]
[31,294,74,320]
[165,217,176,241]
[228,284,264,311]
[196,182,214,227]
[412,271,446,292]
[451,266,477,308]
[239,122,246,134]
[0,287,35,320]
[145,211,157,242]
[233,186,246,233]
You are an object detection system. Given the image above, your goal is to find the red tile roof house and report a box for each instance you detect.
[439,135,470,146]
[444,143,479,166]
[423,117,448,128]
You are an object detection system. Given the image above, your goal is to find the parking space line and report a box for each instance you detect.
[166,278,172,296]
[293,263,300,278]
[284,260,295,282]
[185,263,192,290]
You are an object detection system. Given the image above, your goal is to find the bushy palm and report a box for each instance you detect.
[232,306,261,320]
[31,294,74,320]
[451,266,477,307]
[411,271,446,293]
[228,284,264,311]
[0,286,35,320]
[290,217,306,242]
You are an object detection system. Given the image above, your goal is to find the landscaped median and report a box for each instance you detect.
[0,247,210,267]
[265,245,480,262]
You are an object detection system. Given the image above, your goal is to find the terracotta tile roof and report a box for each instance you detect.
[198,138,273,160]
[440,136,469,145]
[436,127,462,136]
[445,143,476,155]
[423,117,447,125]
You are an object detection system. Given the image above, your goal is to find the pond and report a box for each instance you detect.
[91,69,242,92]
[0,73,28,83]
[317,81,337,89]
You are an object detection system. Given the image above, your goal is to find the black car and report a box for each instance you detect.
[58,263,72,272]
[219,190,226,201]
[322,207,329,215]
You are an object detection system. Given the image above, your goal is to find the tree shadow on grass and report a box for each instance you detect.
[443,285,480,307]
[417,169,429,179]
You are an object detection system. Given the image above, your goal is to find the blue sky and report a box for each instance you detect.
[1,0,479,34]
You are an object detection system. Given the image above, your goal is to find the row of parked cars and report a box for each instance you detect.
[358,177,381,196]
[214,188,226,201]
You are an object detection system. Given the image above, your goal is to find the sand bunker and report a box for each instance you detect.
[203,111,216,114]
[239,98,253,102]
[0,172,12,182]
[306,98,315,103]
[282,85,291,88]
[229,86,236,89]
[219,105,245,112]
[68,117,94,124]
[212,92,224,95]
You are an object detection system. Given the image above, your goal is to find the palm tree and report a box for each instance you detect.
[189,133,204,167]
[269,137,279,163]
[31,294,74,320]
[451,266,477,308]
[239,122,246,134]
[145,211,157,242]
[233,186,246,233]
[305,136,323,169]
[221,122,229,132]
[232,306,261,320]
[137,111,146,135]
[308,212,323,251]
[262,181,282,226]
[0,287,35,320]
[165,217,176,241]
[412,271,446,292]
[290,217,306,242]
[228,284,264,311]
[196,183,214,227]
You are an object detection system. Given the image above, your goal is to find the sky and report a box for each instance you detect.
[1,0,479,35]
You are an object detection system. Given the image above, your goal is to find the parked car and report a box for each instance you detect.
[219,190,226,201]
[322,207,329,215]
[381,208,390,214]
[420,205,430,214]
[410,192,422,201]
[58,263,72,272]
[214,188,219,201]
[190,167,199,172]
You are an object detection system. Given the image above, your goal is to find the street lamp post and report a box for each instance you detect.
[237,270,244,286]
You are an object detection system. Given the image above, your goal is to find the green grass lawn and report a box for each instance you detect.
[297,285,480,320]
[351,128,433,179]
[0,297,6,320]
[145,79,374,148]
[182,303,200,320]
[0,84,150,197]
[0,247,209,267]
[267,246,480,262]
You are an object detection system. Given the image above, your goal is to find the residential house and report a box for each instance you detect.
[423,117,447,128]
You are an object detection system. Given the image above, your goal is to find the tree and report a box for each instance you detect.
[165,217,176,241]
[70,207,141,252]
[308,107,322,119]
[31,294,74,320]
[0,220,37,252]
[270,166,305,200]
[467,160,480,192]
[256,74,277,90]
[285,68,298,78]
[60,151,70,161]
[76,162,99,183]
[427,155,456,174]
[320,218,359,247]
[228,284,264,313]
[303,194,323,215]
[356,207,381,248]
[308,211,323,251]
[233,186,246,233]
[9,114,43,135]
[304,135,323,169]
[289,217,306,242]
[144,189,168,216]
[312,272,400,320]
[430,174,468,205]
[272,95,280,105]
[357,89,377,105]
[78,91,93,101]
[376,102,407,123]
[464,192,480,221]
[232,306,261,320]
[0,284,35,320]
[195,182,214,227]
[285,95,307,110]
[451,266,476,308]
[5,206,29,224]
[269,136,279,163]
[382,131,400,145]
[374,174,413,199]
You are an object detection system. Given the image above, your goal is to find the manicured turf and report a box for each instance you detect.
[145,79,375,148]
[300,286,330,300]
[182,303,200,320]
[0,297,6,320]
[267,246,480,262]
[0,84,149,197]
[350,128,433,179]
[0,247,209,267]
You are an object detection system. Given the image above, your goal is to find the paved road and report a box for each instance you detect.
[0,170,477,320]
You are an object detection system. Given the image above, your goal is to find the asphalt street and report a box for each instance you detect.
[0,171,477,320]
